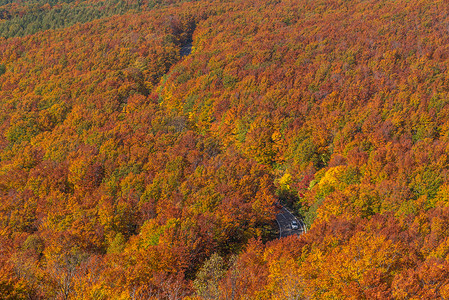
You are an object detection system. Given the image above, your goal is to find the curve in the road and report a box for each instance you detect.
[276,207,306,238]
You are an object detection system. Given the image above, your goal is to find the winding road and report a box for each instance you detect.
[180,41,192,57]
[276,207,306,238]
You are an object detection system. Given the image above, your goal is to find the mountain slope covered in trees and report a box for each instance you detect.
[1,0,449,298]
[0,0,188,38]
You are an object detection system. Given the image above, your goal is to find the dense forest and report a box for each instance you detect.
[1,0,449,298]
[0,0,181,38]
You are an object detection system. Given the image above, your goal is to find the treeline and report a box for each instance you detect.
[0,0,187,38]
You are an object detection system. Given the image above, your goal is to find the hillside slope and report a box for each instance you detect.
[0,0,184,38]
[1,0,449,298]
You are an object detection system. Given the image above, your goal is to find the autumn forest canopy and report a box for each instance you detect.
[1,0,449,298]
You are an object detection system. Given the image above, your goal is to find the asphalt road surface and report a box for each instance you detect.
[180,42,192,57]
[276,207,306,238]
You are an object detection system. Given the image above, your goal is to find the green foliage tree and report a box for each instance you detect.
[193,253,226,299]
